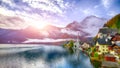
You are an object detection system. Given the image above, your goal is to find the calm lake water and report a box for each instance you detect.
[0,44,93,68]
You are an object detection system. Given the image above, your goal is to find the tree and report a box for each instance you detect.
[94,52,99,57]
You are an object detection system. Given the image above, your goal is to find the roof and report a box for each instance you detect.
[105,54,115,57]
[111,34,120,41]
[97,37,112,45]
[99,27,118,34]
[102,61,119,67]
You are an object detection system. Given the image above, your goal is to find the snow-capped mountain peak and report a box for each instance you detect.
[81,16,107,28]
[80,16,107,37]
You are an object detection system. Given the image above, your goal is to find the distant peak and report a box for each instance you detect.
[82,16,107,23]
[66,21,80,28]
[87,15,97,18]
[72,21,79,23]
[85,15,105,19]
[69,21,80,25]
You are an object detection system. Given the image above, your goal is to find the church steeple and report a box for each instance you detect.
[77,31,80,42]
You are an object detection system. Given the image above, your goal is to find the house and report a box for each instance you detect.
[96,27,118,44]
[113,45,120,55]
[111,33,120,46]
[101,61,119,68]
[72,31,82,53]
[104,54,116,62]
[72,32,82,60]
[95,36,112,54]
[73,40,81,52]
[98,27,118,36]
[108,45,120,61]
[96,42,109,55]
[81,42,90,49]
[95,28,113,55]
[108,44,116,55]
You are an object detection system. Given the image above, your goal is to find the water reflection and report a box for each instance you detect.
[0,45,93,68]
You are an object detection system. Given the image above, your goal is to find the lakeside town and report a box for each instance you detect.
[63,26,120,68]
[0,11,120,68]
[63,14,120,68]
[0,0,120,68]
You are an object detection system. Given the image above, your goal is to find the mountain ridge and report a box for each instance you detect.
[105,14,120,33]
[0,15,107,44]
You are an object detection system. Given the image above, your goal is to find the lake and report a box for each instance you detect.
[0,44,93,68]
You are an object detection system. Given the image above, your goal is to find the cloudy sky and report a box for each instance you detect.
[0,0,120,28]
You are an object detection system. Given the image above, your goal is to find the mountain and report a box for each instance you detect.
[80,16,107,37]
[81,16,106,28]
[64,21,89,37]
[66,16,107,37]
[0,25,73,43]
[66,21,83,31]
[0,15,107,44]
[0,28,27,43]
[93,14,120,42]
[105,14,120,33]
[61,16,107,43]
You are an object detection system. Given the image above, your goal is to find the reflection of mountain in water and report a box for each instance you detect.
[0,45,93,68]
